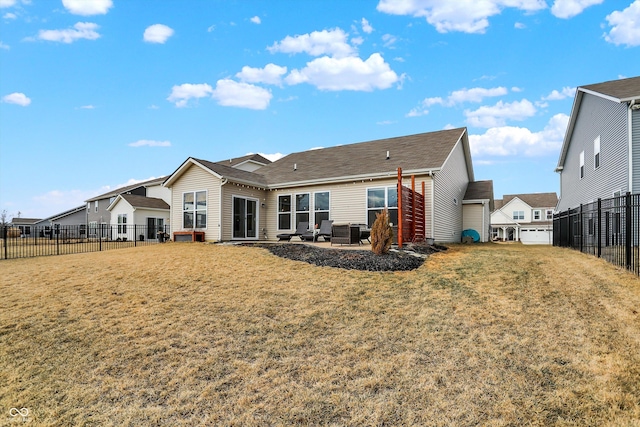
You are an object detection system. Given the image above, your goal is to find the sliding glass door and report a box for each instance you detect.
[233,196,258,239]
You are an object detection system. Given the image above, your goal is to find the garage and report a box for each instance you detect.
[520,228,552,245]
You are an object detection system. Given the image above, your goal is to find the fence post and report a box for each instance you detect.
[134,224,137,247]
[626,192,632,270]
[3,226,7,260]
[99,224,103,252]
[579,204,583,253]
[55,224,60,256]
[597,198,602,258]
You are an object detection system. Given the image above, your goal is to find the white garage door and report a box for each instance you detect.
[520,229,552,245]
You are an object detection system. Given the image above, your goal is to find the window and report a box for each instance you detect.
[594,136,600,169]
[533,210,541,220]
[367,187,398,228]
[95,200,99,212]
[183,191,207,229]
[278,195,291,230]
[513,211,524,220]
[546,209,553,220]
[295,193,310,226]
[87,202,90,213]
[580,151,585,179]
[314,192,330,226]
[89,221,97,237]
[117,214,127,233]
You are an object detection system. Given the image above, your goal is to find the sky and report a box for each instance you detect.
[1,0,639,220]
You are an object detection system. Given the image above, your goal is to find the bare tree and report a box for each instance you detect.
[0,209,9,227]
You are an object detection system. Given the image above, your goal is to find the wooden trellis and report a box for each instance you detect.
[397,167,426,248]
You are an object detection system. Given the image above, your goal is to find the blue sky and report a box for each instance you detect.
[1,0,639,219]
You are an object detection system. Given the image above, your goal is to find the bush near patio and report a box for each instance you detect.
[1,243,640,426]
[370,208,393,255]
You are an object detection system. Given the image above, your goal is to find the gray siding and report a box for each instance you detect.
[558,93,628,211]
[433,139,469,243]
[632,109,640,193]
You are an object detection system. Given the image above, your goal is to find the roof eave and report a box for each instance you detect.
[267,168,440,190]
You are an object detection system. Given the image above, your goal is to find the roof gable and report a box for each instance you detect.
[86,176,167,202]
[498,192,558,210]
[556,76,640,171]
[108,194,169,211]
[163,157,268,188]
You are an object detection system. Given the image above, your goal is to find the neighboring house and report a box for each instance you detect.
[34,205,86,237]
[107,194,170,241]
[462,180,494,242]
[10,217,41,237]
[164,128,488,243]
[491,193,558,244]
[555,76,640,211]
[85,176,168,238]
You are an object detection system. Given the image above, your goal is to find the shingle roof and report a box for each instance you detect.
[118,194,169,210]
[86,176,167,202]
[11,218,41,224]
[192,158,269,187]
[581,76,640,102]
[258,128,469,186]
[215,153,271,167]
[498,192,558,210]
[464,180,494,210]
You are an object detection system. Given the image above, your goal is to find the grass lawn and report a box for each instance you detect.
[1,243,640,426]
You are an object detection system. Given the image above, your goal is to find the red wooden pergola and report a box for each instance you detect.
[396,167,426,248]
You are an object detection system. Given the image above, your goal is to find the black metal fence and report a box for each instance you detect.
[1,224,170,260]
[553,192,640,275]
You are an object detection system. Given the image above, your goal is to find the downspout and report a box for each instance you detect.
[219,178,228,242]
[630,100,637,194]
[482,201,485,242]
[430,171,435,239]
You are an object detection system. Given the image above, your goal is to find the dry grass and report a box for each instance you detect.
[1,242,640,426]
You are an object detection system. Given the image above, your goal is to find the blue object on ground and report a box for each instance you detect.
[461,229,480,242]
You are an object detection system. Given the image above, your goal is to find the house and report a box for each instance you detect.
[462,180,494,242]
[10,217,41,237]
[107,194,170,241]
[163,128,489,243]
[491,193,558,244]
[34,205,87,238]
[85,176,168,238]
[555,76,640,211]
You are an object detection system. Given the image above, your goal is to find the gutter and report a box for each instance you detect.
[219,178,228,241]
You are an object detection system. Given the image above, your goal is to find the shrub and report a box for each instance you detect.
[371,209,393,255]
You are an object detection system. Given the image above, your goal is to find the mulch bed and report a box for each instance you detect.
[244,242,447,271]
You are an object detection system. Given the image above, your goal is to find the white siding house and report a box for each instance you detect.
[491,193,557,244]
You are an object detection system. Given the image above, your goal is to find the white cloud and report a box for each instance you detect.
[2,92,31,106]
[254,152,285,162]
[469,113,569,156]
[236,63,288,86]
[207,25,215,32]
[0,0,17,7]
[351,36,364,46]
[377,120,396,125]
[62,0,113,16]
[362,18,374,34]
[37,22,100,43]
[167,83,213,107]
[514,22,526,29]
[604,1,640,47]
[79,105,95,109]
[250,16,261,24]
[409,87,508,116]
[268,28,355,58]
[285,53,399,91]
[382,33,398,47]
[542,86,576,100]
[465,99,537,128]
[0,41,9,49]
[550,0,603,19]
[129,139,171,147]
[211,79,272,110]
[377,0,547,34]
[3,12,16,19]
[143,24,174,44]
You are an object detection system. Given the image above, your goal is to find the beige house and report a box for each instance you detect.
[491,193,558,244]
[163,128,490,243]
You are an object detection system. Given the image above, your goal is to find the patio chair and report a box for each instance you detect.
[301,219,333,242]
[276,221,309,241]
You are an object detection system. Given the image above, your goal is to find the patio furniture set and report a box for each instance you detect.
[276,220,371,245]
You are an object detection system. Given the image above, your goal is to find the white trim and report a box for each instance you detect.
[594,135,601,170]
[294,192,311,229]
[277,193,293,231]
[312,190,331,227]
[231,195,260,240]
[366,185,398,227]
[629,105,633,193]
[182,190,208,230]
